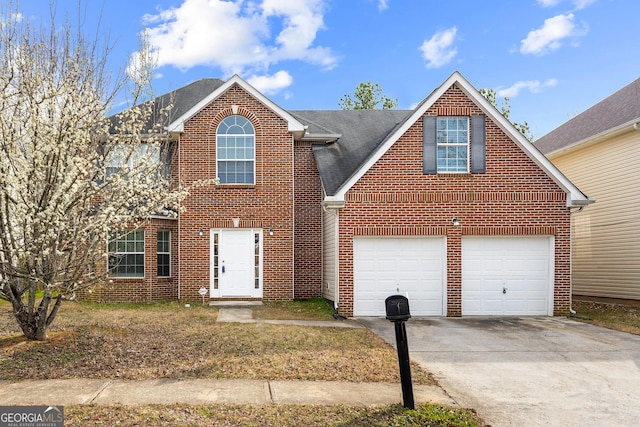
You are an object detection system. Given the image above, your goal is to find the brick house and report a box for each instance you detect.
[96,71,592,317]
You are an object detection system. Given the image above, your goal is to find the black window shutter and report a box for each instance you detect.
[471,115,486,173]
[423,116,437,174]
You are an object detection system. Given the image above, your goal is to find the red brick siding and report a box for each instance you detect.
[293,141,324,298]
[177,84,295,302]
[336,83,571,317]
[83,218,179,302]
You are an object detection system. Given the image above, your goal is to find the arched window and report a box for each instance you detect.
[216,115,255,184]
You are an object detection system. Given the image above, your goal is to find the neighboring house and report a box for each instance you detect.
[536,77,640,302]
[93,71,592,317]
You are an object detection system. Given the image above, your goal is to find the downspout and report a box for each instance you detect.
[291,134,295,301]
[568,205,585,315]
[177,138,181,301]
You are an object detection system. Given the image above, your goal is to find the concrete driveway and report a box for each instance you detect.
[359,316,640,427]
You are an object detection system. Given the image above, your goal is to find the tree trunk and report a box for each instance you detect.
[11,293,61,341]
[20,321,48,341]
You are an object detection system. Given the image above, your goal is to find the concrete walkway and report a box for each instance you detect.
[216,307,363,328]
[0,378,454,407]
[0,308,454,408]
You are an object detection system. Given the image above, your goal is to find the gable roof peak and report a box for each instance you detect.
[317,70,591,207]
[166,74,305,135]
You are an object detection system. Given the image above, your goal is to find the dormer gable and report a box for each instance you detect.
[314,71,592,208]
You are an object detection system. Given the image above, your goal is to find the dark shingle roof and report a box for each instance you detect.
[110,78,225,133]
[291,110,412,196]
[536,77,640,154]
[112,79,410,197]
[155,78,226,125]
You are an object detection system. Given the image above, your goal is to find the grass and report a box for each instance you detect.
[572,299,640,335]
[258,297,336,320]
[0,299,485,426]
[65,403,482,426]
[8,296,640,426]
[0,299,435,384]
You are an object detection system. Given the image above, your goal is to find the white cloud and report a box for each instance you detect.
[537,0,561,7]
[1,12,23,24]
[260,0,335,67]
[247,70,293,95]
[536,0,596,9]
[140,0,336,93]
[520,13,586,55]
[497,78,558,98]
[419,27,458,68]
[572,0,596,10]
[378,0,389,11]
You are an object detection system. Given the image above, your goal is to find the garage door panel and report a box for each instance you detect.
[463,236,553,316]
[354,237,445,316]
[485,300,503,312]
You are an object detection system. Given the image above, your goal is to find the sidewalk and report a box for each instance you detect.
[0,308,456,408]
[0,378,455,407]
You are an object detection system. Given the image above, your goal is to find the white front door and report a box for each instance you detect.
[210,229,262,298]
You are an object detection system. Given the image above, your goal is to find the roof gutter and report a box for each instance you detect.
[291,126,308,140]
[546,118,640,159]
[322,199,346,209]
[567,196,596,208]
[299,133,342,143]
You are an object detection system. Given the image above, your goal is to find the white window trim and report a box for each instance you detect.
[216,115,256,185]
[437,116,470,174]
[106,143,161,177]
[157,230,171,278]
[107,230,145,279]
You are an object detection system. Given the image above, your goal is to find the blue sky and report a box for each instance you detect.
[11,0,640,138]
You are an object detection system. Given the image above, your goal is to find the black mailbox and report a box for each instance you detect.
[385,295,411,321]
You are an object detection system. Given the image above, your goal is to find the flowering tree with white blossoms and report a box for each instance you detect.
[0,6,186,340]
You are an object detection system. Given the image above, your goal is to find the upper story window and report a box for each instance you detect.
[423,115,485,175]
[105,143,161,178]
[436,117,469,173]
[216,115,255,185]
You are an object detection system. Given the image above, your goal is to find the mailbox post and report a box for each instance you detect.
[385,295,414,410]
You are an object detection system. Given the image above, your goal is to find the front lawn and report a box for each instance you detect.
[0,299,486,426]
[0,300,434,383]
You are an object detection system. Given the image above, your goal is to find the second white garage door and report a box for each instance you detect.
[462,236,554,315]
[353,237,446,316]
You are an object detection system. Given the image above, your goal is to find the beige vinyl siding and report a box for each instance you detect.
[322,210,338,302]
[322,208,339,302]
[550,130,640,300]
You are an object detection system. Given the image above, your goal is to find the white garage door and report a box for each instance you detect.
[462,236,554,315]
[353,237,446,316]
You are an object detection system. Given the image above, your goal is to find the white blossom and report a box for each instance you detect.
[0,3,188,340]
